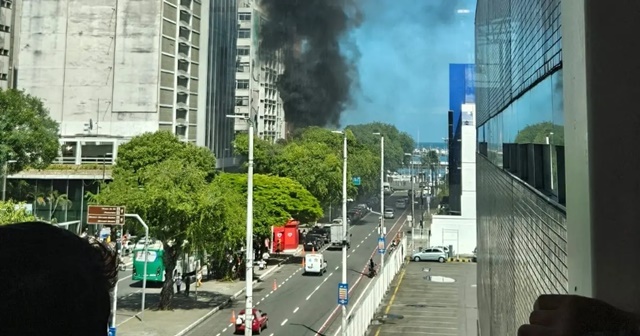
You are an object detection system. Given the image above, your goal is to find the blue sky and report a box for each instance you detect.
[339,0,477,142]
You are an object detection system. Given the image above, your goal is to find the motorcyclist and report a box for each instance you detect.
[368,258,376,277]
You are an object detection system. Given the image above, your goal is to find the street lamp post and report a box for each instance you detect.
[227,114,255,336]
[332,130,348,336]
[374,132,385,273]
[2,159,17,201]
[405,153,415,250]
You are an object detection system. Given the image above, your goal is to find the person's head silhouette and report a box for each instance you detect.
[0,222,118,336]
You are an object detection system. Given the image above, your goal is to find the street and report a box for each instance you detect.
[114,256,165,325]
[185,193,409,336]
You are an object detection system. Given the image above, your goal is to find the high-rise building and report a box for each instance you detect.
[234,0,286,142]
[0,0,20,89]
[204,0,238,169]
[17,0,210,162]
[475,0,566,334]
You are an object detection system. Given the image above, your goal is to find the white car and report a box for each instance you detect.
[411,247,447,263]
[383,208,394,219]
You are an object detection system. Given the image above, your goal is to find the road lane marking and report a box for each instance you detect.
[281,319,288,326]
[228,323,232,327]
[222,328,227,332]
[315,206,409,336]
[216,333,220,336]
[293,307,299,313]
[335,265,339,270]
[374,268,407,336]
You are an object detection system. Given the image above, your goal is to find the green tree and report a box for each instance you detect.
[346,122,415,171]
[114,131,217,180]
[0,89,60,174]
[0,200,36,225]
[34,190,72,223]
[91,159,215,309]
[214,173,323,238]
[514,122,565,145]
[232,133,283,174]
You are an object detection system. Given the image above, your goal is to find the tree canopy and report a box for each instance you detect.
[0,89,59,174]
[0,201,36,225]
[231,123,413,205]
[213,173,323,237]
[514,122,565,145]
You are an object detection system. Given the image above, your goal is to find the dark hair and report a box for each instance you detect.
[0,222,118,336]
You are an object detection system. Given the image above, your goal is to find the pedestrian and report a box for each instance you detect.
[174,272,182,294]
[183,273,191,296]
[196,267,203,287]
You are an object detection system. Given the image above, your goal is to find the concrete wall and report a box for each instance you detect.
[430,215,476,255]
[18,0,161,137]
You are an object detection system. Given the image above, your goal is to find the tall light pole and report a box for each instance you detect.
[332,130,348,336]
[227,114,254,336]
[2,159,17,201]
[405,153,415,250]
[374,132,385,272]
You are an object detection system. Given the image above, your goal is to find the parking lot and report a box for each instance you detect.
[368,261,477,336]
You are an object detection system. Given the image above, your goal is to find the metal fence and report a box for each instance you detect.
[334,236,408,336]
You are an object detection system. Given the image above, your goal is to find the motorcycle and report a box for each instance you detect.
[368,266,377,278]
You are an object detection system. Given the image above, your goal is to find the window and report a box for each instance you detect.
[236,80,249,90]
[238,13,251,21]
[235,96,249,106]
[238,29,250,39]
[237,62,250,73]
[237,47,249,56]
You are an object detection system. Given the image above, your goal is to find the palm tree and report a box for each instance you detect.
[421,150,440,198]
[35,190,72,223]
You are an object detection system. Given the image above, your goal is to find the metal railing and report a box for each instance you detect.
[334,237,407,336]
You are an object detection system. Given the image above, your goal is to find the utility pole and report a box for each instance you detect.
[378,135,385,274]
[340,131,348,336]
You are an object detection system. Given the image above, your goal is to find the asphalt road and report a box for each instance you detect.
[185,193,409,336]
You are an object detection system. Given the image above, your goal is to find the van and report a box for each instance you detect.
[304,253,327,275]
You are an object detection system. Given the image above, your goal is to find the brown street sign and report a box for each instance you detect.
[87,205,126,225]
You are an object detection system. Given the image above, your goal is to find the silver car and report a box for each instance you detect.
[383,207,394,219]
[411,247,447,263]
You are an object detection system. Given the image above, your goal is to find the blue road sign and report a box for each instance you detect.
[338,282,349,305]
[378,237,386,254]
[108,327,117,336]
[352,176,361,186]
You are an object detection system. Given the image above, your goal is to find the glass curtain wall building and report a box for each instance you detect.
[204,0,238,168]
[475,0,567,334]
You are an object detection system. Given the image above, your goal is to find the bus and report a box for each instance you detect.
[132,240,166,282]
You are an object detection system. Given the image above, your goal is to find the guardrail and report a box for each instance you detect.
[334,236,407,336]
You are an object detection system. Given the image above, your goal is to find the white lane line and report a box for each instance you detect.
[222,328,227,332]
[347,254,351,258]
[228,323,233,327]
[335,266,339,270]
[270,334,274,336]
[360,239,365,244]
[356,244,361,248]
[281,319,288,326]
[216,334,220,336]
[266,293,270,298]
[293,307,300,313]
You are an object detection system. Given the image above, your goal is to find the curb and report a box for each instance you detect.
[447,257,474,263]
[174,253,296,336]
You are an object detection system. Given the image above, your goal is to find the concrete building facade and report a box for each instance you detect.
[234,0,285,142]
[17,0,207,160]
[0,0,20,89]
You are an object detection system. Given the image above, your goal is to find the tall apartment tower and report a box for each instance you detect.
[234,0,286,142]
[18,0,208,146]
[0,0,19,89]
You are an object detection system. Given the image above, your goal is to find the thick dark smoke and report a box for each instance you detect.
[259,0,362,128]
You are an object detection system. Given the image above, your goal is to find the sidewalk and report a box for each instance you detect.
[116,249,301,336]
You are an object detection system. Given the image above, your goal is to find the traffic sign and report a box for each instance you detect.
[352,176,361,186]
[87,205,126,225]
[378,237,386,254]
[108,327,117,336]
[338,282,349,305]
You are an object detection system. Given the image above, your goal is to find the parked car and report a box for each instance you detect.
[310,226,331,244]
[472,247,477,262]
[234,308,268,334]
[303,235,322,252]
[411,247,447,263]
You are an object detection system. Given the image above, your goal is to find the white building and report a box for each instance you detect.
[429,103,477,255]
[234,0,286,142]
[17,0,210,164]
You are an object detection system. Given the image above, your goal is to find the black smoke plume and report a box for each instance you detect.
[259,0,362,128]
